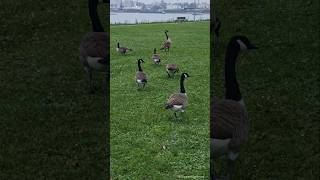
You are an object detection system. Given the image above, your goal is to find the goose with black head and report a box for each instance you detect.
[165,73,190,119]
[135,59,148,88]
[160,30,172,52]
[152,48,161,64]
[79,0,108,93]
[116,42,133,55]
[211,36,257,179]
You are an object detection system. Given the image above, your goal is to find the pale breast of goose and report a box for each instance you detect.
[80,32,108,71]
[152,54,160,62]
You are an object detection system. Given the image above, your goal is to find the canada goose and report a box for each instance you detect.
[152,48,161,64]
[135,59,148,88]
[116,42,132,55]
[165,73,190,119]
[165,64,179,78]
[79,0,108,93]
[211,36,257,179]
[160,30,171,52]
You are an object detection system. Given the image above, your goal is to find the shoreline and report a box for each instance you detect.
[110,19,210,26]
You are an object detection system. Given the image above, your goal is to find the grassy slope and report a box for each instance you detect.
[111,22,210,179]
[0,0,108,179]
[213,0,319,179]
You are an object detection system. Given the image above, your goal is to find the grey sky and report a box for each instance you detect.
[112,0,210,4]
[139,0,209,3]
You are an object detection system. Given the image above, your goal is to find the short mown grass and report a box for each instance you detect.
[110,22,210,179]
[212,0,319,179]
[0,1,108,179]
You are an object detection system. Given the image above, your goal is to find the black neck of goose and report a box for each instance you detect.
[225,40,242,101]
[138,61,142,72]
[180,75,186,93]
[89,0,104,32]
[117,43,120,48]
[165,32,168,40]
[154,48,156,54]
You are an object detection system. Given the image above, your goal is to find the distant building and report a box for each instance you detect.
[198,2,210,9]
[110,0,209,13]
[166,4,183,10]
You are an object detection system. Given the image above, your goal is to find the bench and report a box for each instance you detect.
[176,17,186,23]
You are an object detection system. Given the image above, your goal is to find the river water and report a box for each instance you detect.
[110,12,210,24]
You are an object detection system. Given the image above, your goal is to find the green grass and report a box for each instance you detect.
[110,21,210,179]
[0,0,109,179]
[212,0,319,179]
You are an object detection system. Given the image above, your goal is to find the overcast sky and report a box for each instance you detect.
[112,0,210,4]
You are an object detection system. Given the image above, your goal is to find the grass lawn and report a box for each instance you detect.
[212,0,319,179]
[0,0,109,179]
[110,21,210,179]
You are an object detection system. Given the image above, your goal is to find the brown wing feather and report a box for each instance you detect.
[136,71,148,80]
[167,93,188,107]
[211,99,248,152]
[80,32,108,58]
[166,64,178,70]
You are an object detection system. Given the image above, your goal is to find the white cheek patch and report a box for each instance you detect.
[237,39,247,50]
[211,138,239,160]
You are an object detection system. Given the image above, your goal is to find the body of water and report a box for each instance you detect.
[110,12,210,24]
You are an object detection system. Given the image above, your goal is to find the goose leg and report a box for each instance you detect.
[174,112,178,119]
[88,69,94,94]
[167,71,171,78]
